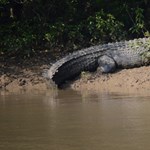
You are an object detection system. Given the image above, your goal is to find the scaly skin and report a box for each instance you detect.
[44,37,150,86]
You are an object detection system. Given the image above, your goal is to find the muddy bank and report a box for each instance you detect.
[0,58,150,94]
[71,66,150,94]
[0,58,51,93]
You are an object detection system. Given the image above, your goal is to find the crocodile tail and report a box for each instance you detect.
[46,50,100,85]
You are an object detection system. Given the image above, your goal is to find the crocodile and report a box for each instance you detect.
[44,37,150,86]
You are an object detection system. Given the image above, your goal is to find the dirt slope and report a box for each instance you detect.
[0,59,150,94]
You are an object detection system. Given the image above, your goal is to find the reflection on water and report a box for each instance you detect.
[0,89,150,150]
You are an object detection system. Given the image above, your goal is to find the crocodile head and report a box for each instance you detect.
[141,38,150,65]
[142,51,150,65]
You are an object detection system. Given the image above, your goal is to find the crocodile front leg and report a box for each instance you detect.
[97,55,117,73]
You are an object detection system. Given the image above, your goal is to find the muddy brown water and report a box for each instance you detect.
[0,89,150,150]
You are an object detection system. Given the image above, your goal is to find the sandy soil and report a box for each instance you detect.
[0,58,150,94]
[71,66,150,94]
[0,58,51,93]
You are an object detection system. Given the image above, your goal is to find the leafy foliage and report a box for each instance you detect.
[0,0,150,58]
[87,10,125,43]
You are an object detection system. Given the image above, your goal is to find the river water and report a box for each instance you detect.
[0,89,150,150]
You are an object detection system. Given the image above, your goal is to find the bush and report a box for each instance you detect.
[87,10,126,43]
[0,0,149,58]
[0,22,38,57]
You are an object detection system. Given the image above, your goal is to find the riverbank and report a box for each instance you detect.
[71,66,150,94]
[0,58,150,94]
[0,57,51,93]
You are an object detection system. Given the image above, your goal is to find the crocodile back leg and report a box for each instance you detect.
[97,55,116,73]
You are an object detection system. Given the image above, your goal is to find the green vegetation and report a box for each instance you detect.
[0,0,150,58]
